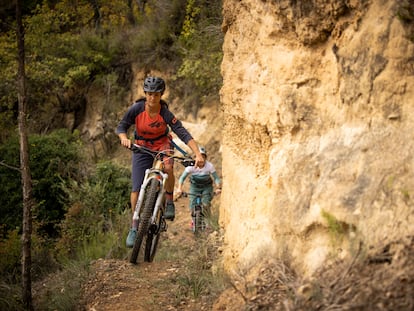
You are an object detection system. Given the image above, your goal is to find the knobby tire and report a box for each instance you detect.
[144,220,162,262]
[130,178,159,264]
[194,206,203,235]
[144,182,164,262]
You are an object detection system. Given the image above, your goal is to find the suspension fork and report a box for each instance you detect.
[150,170,168,224]
[132,180,147,222]
[132,168,161,221]
[132,166,168,223]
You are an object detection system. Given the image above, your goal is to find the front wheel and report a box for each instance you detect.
[130,178,159,264]
[193,205,204,235]
[144,204,165,262]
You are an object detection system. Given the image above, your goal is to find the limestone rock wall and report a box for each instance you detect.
[220,0,414,276]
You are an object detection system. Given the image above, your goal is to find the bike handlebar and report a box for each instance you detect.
[180,191,218,198]
[130,143,195,167]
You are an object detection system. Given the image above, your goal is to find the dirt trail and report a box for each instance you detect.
[78,194,225,311]
[75,193,414,311]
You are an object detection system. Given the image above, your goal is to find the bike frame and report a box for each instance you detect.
[185,191,214,234]
[133,158,168,230]
[129,143,194,263]
[194,195,202,208]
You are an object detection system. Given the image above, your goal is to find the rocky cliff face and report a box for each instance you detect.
[220,0,414,276]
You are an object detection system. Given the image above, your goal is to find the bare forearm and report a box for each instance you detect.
[187,139,204,168]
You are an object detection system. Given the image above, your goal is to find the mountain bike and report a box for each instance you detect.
[182,192,217,235]
[129,143,194,264]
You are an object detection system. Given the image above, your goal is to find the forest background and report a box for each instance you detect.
[0,0,223,309]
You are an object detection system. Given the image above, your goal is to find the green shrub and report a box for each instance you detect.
[0,129,84,236]
[321,210,355,247]
[0,227,59,295]
[33,261,89,311]
[0,228,21,284]
[173,0,223,113]
[0,280,24,311]
[56,160,130,261]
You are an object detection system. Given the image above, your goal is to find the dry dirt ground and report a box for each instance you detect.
[76,194,230,311]
[75,194,414,311]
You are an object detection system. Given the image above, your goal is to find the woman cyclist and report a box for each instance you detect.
[117,76,204,247]
[176,146,221,230]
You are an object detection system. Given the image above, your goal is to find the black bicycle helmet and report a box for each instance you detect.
[143,77,166,94]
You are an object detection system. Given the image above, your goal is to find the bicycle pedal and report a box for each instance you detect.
[161,219,168,231]
[149,223,159,234]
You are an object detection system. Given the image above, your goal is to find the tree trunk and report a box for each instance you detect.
[127,0,136,25]
[89,0,101,30]
[16,0,34,309]
[136,0,147,14]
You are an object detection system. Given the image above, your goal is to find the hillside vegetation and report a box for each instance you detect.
[0,1,223,310]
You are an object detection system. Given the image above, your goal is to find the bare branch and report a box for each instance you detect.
[0,160,21,172]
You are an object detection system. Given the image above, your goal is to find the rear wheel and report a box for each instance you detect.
[144,198,165,262]
[130,178,159,264]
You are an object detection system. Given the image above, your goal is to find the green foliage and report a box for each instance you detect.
[31,234,60,280]
[397,0,414,23]
[0,227,59,291]
[0,0,135,137]
[0,280,24,311]
[321,210,346,236]
[397,0,414,42]
[174,238,226,301]
[0,129,83,235]
[0,0,224,298]
[0,165,62,287]
[90,161,131,216]
[23,2,117,105]
[0,0,223,139]
[34,261,89,311]
[124,0,188,70]
[177,48,223,93]
[181,0,202,40]
[0,138,130,292]
[174,0,223,113]
[63,65,91,88]
[0,28,19,142]
[62,160,130,221]
[0,228,21,283]
[177,272,209,299]
[320,210,355,248]
[56,160,130,260]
